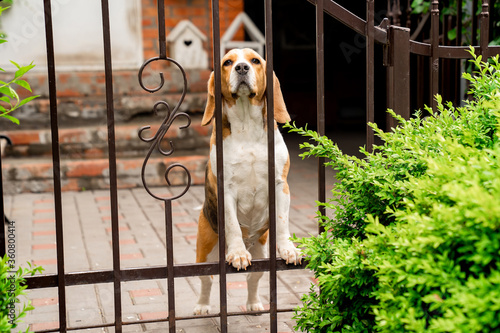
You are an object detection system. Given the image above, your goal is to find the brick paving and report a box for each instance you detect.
[5,131,364,332]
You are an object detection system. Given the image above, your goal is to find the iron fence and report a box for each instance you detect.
[0,0,499,332]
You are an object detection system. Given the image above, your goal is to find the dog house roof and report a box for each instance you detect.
[166,20,207,42]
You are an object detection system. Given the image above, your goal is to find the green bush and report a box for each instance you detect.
[0,5,39,125]
[286,47,500,332]
[1,255,43,332]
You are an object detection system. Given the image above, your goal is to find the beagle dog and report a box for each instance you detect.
[193,48,301,315]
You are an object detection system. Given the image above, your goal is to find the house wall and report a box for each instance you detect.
[0,0,244,130]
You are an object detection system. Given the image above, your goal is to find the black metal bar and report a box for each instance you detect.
[480,0,490,57]
[43,0,67,331]
[211,1,227,332]
[264,0,278,332]
[391,26,411,120]
[100,0,122,331]
[29,306,302,333]
[455,0,463,106]
[366,0,375,150]
[165,201,176,332]
[25,259,308,289]
[316,0,326,229]
[472,0,479,47]
[157,0,167,59]
[430,0,440,111]
[0,152,5,256]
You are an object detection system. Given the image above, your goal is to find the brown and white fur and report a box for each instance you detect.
[193,48,301,315]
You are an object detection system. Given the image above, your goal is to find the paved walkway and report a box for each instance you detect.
[5,130,364,332]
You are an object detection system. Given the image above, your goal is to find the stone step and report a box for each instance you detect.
[1,154,208,194]
[1,115,210,159]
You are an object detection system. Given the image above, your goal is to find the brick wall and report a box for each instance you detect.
[142,0,244,62]
[0,0,244,130]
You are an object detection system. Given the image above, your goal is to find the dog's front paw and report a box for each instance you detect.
[246,301,264,312]
[226,247,252,270]
[277,240,302,265]
[193,303,211,315]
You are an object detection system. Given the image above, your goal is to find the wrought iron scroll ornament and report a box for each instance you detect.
[137,56,192,202]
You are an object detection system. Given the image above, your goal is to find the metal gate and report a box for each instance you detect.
[1,0,499,332]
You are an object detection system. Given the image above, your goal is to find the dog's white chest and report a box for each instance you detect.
[208,106,288,242]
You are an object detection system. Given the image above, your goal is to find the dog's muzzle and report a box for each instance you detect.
[232,62,256,98]
[235,62,249,76]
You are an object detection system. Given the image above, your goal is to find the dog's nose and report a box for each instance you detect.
[235,63,249,75]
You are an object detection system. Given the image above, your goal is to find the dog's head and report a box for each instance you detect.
[202,48,290,126]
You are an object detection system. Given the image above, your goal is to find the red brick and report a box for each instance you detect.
[129,288,162,298]
[105,226,129,233]
[60,178,80,192]
[59,128,87,143]
[185,234,197,242]
[227,281,247,289]
[32,297,58,307]
[143,27,158,39]
[76,72,93,84]
[142,18,154,27]
[172,7,205,17]
[56,88,81,98]
[165,18,181,29]
[139,311,168,320]
[118,238,136,245]
[142,38,155,50]
[32,243,57,250]
[95,73,106,84]
[33,230,56,236]
[144,49,159,60]
[58,73,71,84]
[34,218,55,224]
[175,222,197,229]
[84,148,105,159]
[65,160,108,178]
[172,211,188,217]
[6,131,40,145]
[34,208,54,214]
[142,7,159,18]
[32,259,57,266]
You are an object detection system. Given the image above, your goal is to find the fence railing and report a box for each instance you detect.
[0,0,499,332]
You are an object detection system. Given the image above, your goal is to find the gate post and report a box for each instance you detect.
[386,25,410,129]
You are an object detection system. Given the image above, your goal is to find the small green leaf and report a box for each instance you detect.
[447,28,457,41]
[13,79,32,92]
[13,62,36,79]
[0,113,20,125]
[17,95,39,108]
[9,60,21,69]
[0,86,18,99]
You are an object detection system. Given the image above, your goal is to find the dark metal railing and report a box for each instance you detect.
[0,1,498,332]
[43,0,67,330]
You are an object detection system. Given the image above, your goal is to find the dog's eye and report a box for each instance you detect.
[223,59,233,66]
[251,58,261,65]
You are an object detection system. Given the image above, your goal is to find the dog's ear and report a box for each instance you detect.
[201,71,215,126]
[272,72,291,124]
